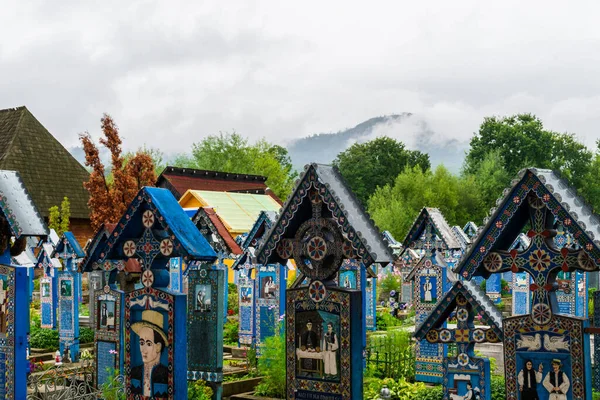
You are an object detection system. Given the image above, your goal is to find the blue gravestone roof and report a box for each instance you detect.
[98,187,217,264]
[413,279,503,341]
[232,210,277,270]
[79,224,113,272]
[0,170,48,237]
[147,187,216,260]
[454,168,600,279]
[402,208,461,253]
[53,231,85,258]
[256,163,394,266]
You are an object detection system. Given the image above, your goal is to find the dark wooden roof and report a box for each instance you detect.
[0,106,90,219]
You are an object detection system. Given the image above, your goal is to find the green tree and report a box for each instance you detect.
[469,149,512,211]
[579,140,600,213]
[333,137,430,204]
[367,166,484,240]
[173,132,297,200]
[464,114,592,189]
[48,197,71,237]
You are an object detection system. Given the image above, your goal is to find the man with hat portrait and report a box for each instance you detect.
[542,359,570,400]
[130,310,169,398]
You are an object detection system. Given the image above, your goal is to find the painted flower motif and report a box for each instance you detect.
[455,329,469,342]
[564,218,572,226]
[513,196,520,204]
[472,329,485,342]
[543,193,551,202]
[529,249,551,272]
[495,221,503,229]
[439,329,451,342]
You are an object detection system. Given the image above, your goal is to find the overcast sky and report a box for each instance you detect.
[2,1,600,158]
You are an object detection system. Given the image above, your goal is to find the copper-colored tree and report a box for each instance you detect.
[80,114,156,230]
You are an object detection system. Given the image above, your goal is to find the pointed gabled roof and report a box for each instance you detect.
[0,170,48,237]
[0,107,90,219]
[97,187,217,265]
[53,231,85,259]
[256,163,394,267]
[463,221,479,238]
[242,210,277,250]
[414,279,503,341]
[402,208,460,252]
[454,168,600,279]
[452,226,471,250]
[192,207,242,256]
[382,230,403,256]
[79,223,115,272]
[232,210,277,270]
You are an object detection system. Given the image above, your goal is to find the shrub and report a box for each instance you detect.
[254,327,286,398]
[376,311,401,330]
[364,377,430,400]
[30,325,59,349]
[188,379,213,400]
[228,283,239,315]
[100,368,125,400]
[223,319,239,345]
[413,384,444,400]
[80,327,94,344]
[490,375,505,400]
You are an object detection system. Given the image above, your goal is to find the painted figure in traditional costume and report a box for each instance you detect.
[423,277,433,302]
[263,276,276,298]
[518,360,542,400]
[100,303,108,327]
[322,322,338,377]
[130,310,169,398]
[542,359,569,400]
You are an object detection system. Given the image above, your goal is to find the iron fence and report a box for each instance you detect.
[365,331,415,380]
[26,359,124,400]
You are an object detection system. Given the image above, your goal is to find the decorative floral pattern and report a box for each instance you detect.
[528,248,551,272]
[308,280,326,303]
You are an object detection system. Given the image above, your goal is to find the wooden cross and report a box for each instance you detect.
[480,193,594,325]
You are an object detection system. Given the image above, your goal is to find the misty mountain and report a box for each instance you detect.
[287,114,467,173]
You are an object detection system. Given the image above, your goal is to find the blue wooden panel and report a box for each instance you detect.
[97,341,117,387]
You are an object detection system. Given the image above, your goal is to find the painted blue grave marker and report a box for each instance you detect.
[255,164,393,400]
[454,168,600,400]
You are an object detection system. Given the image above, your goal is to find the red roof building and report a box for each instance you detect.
[156,166,281,203]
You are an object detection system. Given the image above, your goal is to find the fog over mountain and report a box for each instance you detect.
[287,114,468,173]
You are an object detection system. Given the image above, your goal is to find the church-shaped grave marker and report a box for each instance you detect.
[0,170,48,398]
[94,187,217,400]
[234,211,289,352]
[454,168,600,400]
[403,207,458,383]
[338,257,377,330]
[398,248,421,305]
[94,274,125,387]
[256,164,393,400]
[36,242,61,329]
[52,231,84,363]
[414,280,503,400]
[192,207,242,323]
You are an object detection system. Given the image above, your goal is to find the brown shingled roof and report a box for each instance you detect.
[0,106,90,219]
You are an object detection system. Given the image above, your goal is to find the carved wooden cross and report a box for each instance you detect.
[481,193,594,325]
